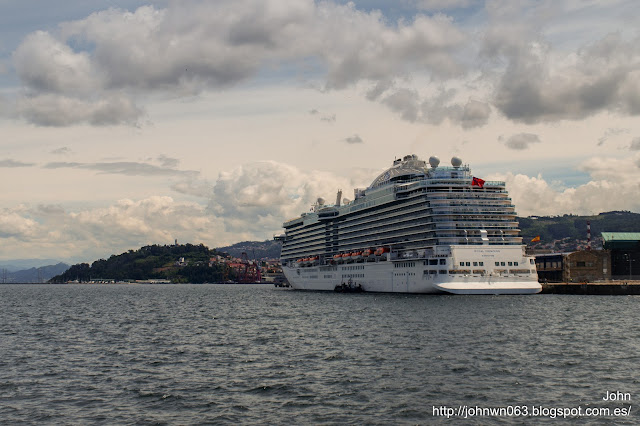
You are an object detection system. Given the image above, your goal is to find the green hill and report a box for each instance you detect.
[49,244,230,284]
[519,211,640,250]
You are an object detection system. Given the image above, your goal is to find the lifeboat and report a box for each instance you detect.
[362,248,372,258]
[333,254,343,263]
[309,256,319,265]
[296,258,304,267]
[374,247,390,256]
[342,253,352,262]
[351,251,363,261]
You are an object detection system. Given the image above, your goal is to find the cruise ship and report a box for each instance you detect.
[276,155,541,294]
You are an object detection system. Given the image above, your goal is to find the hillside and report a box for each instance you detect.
[49,244,230,284]
[519,211,640,251]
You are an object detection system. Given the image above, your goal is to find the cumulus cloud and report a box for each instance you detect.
[491,155,640,216]
[13,31,99,94]
[381,86,491,128]
[9,1,466,127]
[501,133,541,150]
[0,159,35,167]
[0,207,40,239]
[489,30,640,123]
[171,178,214,198]
[208,160,358,235]
[0,196,229,261]
[630,137,640,151]
[0,160,370,260]
[56,2,465,90]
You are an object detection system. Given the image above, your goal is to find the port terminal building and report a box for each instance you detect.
[534,232,640,282]
[535,250,611,283]
[603,232,640,280]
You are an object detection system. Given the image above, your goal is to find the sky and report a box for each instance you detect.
[1,0,640,263]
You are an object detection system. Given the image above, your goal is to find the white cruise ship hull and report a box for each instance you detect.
[283,267,541,295]
[283,246,542,295]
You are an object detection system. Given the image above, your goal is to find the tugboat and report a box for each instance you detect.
[334,278,364,293]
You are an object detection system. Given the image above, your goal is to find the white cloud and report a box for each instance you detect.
[8,1,467,127]
[208,161,354,234]
[13,30,99,94]
[0,207,40,239]
[0,196,226,261]
[492,155,640,216]
[490,31,640,123]
[382,86,492,128]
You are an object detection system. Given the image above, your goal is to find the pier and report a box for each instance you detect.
[541,281,640,295]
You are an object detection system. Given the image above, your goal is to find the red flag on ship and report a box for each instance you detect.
[472,177,485,188]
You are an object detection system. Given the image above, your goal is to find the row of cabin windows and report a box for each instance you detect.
[343,265,364,270]
[424,259,448,266]
[395,262,416,268]
[460,261,485,267]
[494,261,518,267]
[342,274,364,278]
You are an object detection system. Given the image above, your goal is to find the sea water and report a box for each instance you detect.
[0,284,637,424]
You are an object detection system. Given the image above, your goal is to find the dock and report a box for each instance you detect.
[541,282,640,295]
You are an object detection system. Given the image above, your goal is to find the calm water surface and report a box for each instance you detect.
[0,284,638,424]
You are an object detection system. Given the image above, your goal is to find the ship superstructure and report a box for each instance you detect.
[276,155,541,294]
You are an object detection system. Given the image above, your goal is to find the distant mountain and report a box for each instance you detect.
[2,263,69,283]
[0,259,64,273]
[216,240,282,260]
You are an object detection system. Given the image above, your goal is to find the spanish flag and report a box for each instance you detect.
[531,236,541,242]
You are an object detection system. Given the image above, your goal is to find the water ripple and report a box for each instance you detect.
[0,285,638,424]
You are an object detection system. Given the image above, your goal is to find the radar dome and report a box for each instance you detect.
[428,156,440,168]
[451,156,462,167]
[317,197,325,205]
